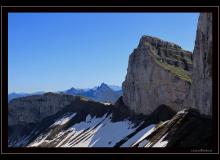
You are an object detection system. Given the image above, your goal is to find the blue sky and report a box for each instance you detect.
[8,13,199,93]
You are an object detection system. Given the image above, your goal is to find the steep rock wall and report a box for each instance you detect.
[185,13,212,116]
[122,36,192,115]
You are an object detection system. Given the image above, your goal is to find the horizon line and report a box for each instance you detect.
[8,82,122,94]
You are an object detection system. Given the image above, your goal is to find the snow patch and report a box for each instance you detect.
[138,139,149,147]
[51,113,77,127]
[29,113,139,147]
[28,131,51,147]
[103,102,111,106]
[88,116,136,147]
[121,124,155,147]
[131,125,156,147]
[177,109,187,114]
[58,114,137,147]
[152,133,168,147]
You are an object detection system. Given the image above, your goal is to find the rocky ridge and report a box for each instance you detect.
[8,93,170,147]
[8,92,77,126]
[130,108,212,148]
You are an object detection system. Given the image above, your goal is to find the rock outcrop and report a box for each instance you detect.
[130,109,212,148]
[185,13,212,116]
[122,35,192,115]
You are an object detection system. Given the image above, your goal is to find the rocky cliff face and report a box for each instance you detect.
[8,93,77,126]
[122,36,192,115]
[185,13,212,116]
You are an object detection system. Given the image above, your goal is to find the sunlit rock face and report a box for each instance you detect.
[122,35,192,115]
[185,13,212,116]
[8,93,77,126]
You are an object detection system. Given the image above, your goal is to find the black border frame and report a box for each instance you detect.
[1,6,219,154]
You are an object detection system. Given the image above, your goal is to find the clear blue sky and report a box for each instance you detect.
[8,13,199,93]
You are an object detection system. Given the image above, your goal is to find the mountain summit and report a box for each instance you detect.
[99,83,110,89]
[64,83,122,104]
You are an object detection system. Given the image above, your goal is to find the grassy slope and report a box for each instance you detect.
[144,42,192,83]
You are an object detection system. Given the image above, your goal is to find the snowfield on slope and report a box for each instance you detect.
[25,110,172,148]
[28,113,151,147]
[121,124,155,147]
[51,113,77,127]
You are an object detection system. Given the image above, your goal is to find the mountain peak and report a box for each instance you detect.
[100,83,109,87]
[69,87,76,90]
[65,87,82,95]
[98,83,111,91]
[139,35,182,50]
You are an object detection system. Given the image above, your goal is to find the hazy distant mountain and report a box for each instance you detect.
[109,85,122,91]
[8,93,29,102]
[64,83,122,104]
[65,87,85,95]
[8,84,122,104]
[8,91,44,102]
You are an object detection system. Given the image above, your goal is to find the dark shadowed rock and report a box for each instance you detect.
[184,13,212,116]
[131,108,212,148]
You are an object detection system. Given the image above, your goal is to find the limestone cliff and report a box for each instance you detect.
[8,93,78,126]
[122,36,192,115]
[185,13,212,116]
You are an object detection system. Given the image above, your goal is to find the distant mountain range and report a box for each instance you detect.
[8,91,44,102]
[8,83,122,104]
